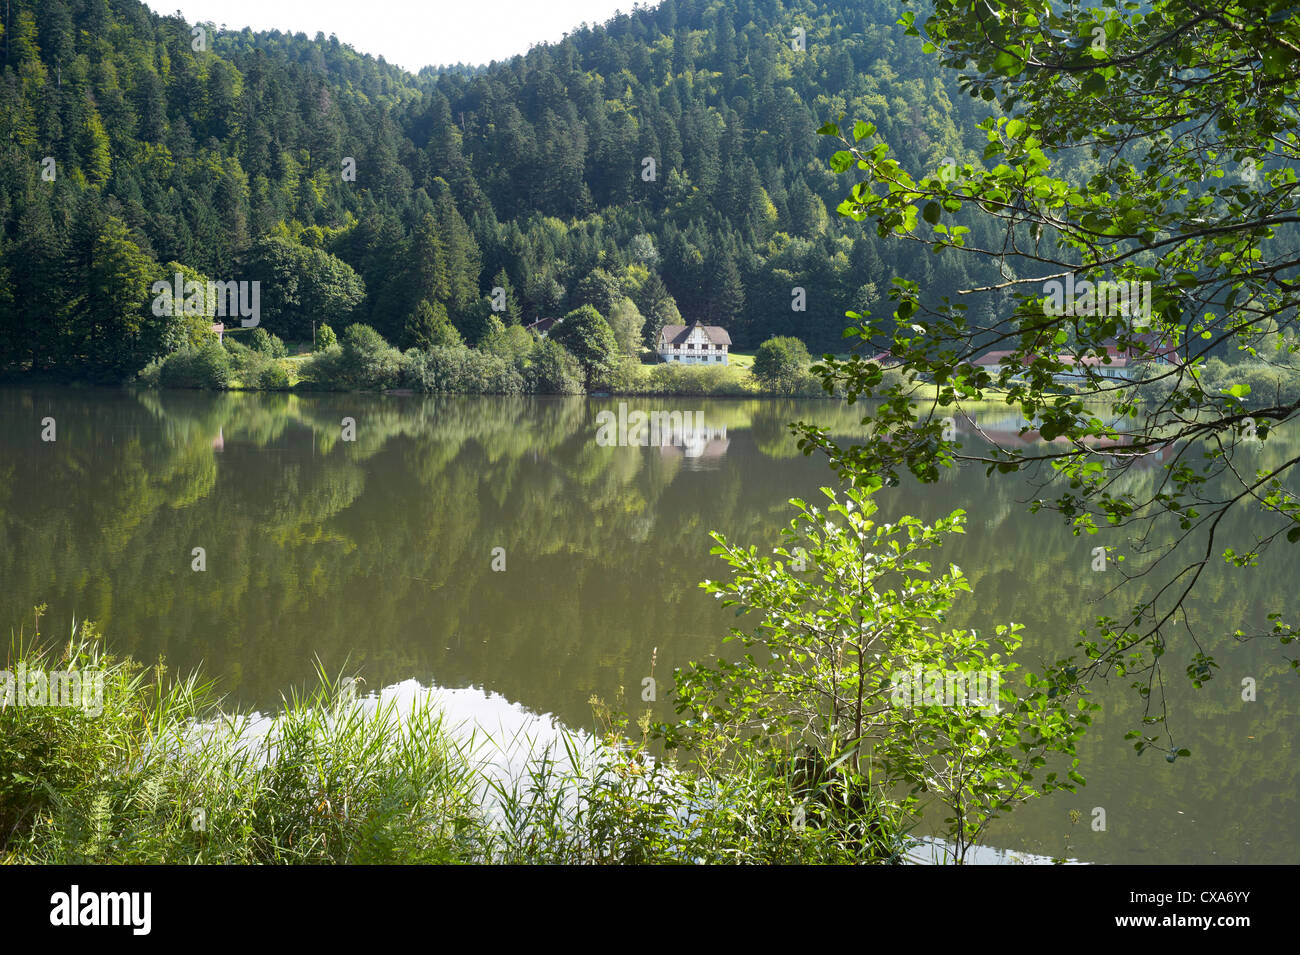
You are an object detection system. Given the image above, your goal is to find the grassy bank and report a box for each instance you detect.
[132,327,847,398]
[1,623,909,864]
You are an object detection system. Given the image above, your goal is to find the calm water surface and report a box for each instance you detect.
[1,386,1295,863]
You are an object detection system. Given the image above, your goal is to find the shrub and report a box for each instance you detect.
[523,338,585,394]
[1232,362,1300,405]
[134,355,166,387]
[404,345,525,394]
[222,337,261,374]
[752,336,813,393]
[257,361,292,391]
[549,305,620,388]
[248,328,289,359]
[336,323,405,390]
[298,345,345,390]
[667,480,1095,862]
[314,324,337,351]
[642,361,751,396]
[158,342,231,389]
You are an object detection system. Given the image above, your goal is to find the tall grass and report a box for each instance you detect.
[2,621,486,863]
[2,619,911,864]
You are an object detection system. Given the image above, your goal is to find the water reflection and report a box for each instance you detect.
[0,386,1295,863]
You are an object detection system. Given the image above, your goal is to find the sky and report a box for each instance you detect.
[151,0,647,72]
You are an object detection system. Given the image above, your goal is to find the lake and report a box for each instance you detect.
[1,385,1295,863]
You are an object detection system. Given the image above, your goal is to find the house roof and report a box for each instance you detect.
[972,350,1019,366]
[973,341,1181,369]
[525,317,559,335]
[658,322,732,346]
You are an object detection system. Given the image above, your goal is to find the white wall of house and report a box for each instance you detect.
[658,326,729,364]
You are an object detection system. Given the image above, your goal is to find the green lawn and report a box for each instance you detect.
[728,350,755,370]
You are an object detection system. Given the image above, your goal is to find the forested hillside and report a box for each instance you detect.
[0,0,1003,382]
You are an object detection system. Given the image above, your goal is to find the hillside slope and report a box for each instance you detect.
[0,0,1002,381]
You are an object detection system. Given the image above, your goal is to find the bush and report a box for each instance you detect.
[404,345,524,394]
[549,305,620,388]
[222,337,261,374]
[336,324,405,390]
[523,338,586,394]
[248,328,289,359]
[1232,363,1300,405]
[298,345,345,390]
[669,481,1095,863]
[752,336,813,393]
[1195,358,1300,406]
[158,342,231,389]
[134,355,166,387]
[314,324,337,351]
[257,361,292,391]
[642,361,751,396]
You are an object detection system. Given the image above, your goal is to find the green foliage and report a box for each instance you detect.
[247,328,288,359]
[151,262,224,352]
[335,324,405,390]
[549,306,620,388]
[572,268,624,318]
[489,268,523,326]
[752,335,812,393]
[808,0,1300,733]
[606,298,646,358]
[157,342,232,389]
[1,620,909,865]
[481,320,532,361]
[666,480,1094,862]
[523,338,586,394]
[487,694,911,864]
[1,626,487,864]
[403,345,525,395]
[403,300,460,351]
[0,0,1008,385]
[633,272,682,350]
[244,237,366,340]
[314,324,338,351]
[256,362,292,391]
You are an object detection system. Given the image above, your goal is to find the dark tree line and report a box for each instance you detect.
[0,0,1009,382]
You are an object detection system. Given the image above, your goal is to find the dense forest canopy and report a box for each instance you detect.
[0,0,1011,382]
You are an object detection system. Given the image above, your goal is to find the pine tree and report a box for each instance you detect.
[489,267,522,325]
[404,298,461,350]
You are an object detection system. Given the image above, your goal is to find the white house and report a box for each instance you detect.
[973,339,1181,385]
[658,321,731,364]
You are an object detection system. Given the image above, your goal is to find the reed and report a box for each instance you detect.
[2,616,910,865]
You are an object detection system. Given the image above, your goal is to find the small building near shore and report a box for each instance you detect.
[525,317,559,337]
[657,321,731,364]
